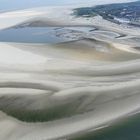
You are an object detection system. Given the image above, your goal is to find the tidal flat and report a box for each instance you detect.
[0,0,140,140]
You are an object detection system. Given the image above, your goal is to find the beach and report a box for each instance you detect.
[0,1,140,139]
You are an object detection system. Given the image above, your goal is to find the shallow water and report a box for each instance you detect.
[72,113,140,140]
[0,27,64,43]
[0,26,95,43]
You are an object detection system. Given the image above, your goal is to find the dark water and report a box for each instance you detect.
[72,113,140,140]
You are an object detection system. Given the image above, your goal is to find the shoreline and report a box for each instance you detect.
[0,1,140,140]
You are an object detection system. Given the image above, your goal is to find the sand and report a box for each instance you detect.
[0,1,140,139]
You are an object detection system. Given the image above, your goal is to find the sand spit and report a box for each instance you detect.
[0,40,140,139]
[1,85,140,140]
[0,1,140,140]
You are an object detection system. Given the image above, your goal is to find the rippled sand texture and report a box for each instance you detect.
[0,5,140,140]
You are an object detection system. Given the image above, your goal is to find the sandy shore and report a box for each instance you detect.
[0,1,140,140]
